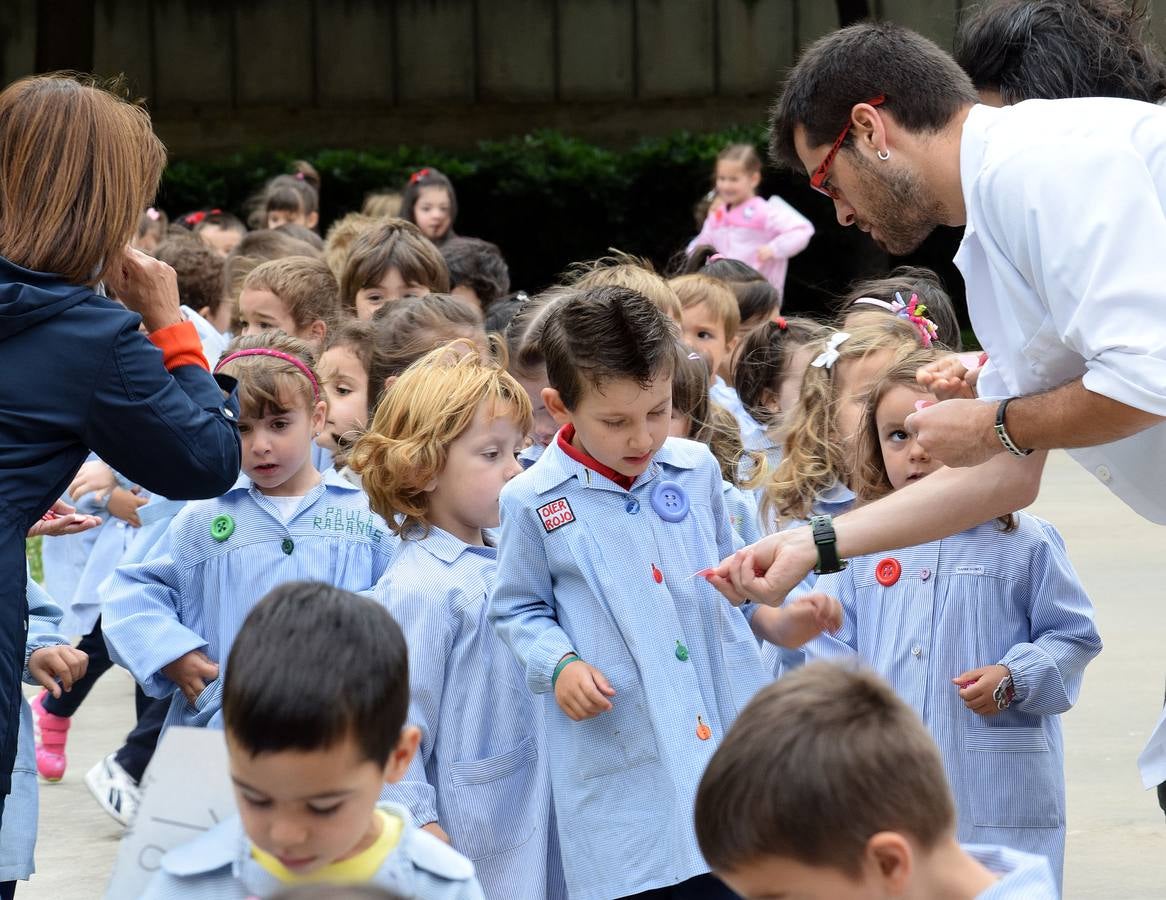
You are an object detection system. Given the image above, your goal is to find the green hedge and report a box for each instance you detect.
[161,127,966,319]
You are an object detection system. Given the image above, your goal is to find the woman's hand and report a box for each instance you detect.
[104,245,184,333]
[27,500,102,538]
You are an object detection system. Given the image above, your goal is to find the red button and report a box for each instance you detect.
[875,558,901,586]
[652,563,663,584]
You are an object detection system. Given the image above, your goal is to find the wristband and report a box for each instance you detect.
[552,654,580,690]
[994,398,1032,457]
[809,515,847,575]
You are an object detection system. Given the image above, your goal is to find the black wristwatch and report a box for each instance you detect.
[809,515,848,575]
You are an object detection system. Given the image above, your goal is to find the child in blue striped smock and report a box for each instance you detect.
[104,332,397,734]
[351,343,565,900]
[490,286,840,900]
[804,347,1101,889]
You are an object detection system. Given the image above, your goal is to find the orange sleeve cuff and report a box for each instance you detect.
[149,320,209,372]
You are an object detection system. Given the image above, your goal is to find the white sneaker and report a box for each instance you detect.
[84,753,141,827]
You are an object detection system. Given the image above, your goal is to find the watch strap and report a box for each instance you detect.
[809,514,848,575]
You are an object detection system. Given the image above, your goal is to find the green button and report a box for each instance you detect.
[210,515,234,542]
[281,538,294,555]
[675,640,689,662]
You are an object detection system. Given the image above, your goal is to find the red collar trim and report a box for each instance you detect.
[557,424,636,490]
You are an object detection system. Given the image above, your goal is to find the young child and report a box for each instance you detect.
[341,220,451,320]
[762,317,921,531]
[695,663,1061,899]
[154,236,231,355]
[103,333,398,734]
[264,172,320,231]
[839,266,963,351]
[489,285,839,900]
[325,213,381,280]
[732,316,826,487]
[194,210,248,258]
[671,349,761,544]
[803,348,1101,888]
[401,167,457,245]
[352,346,565,900]
[569,253,683,325]
[363,190,403,219]
[504,289,570,468]
[142,581,485,899]
[440,237,510,313]
[2,575,88,895]
[239,256,341,352]
[682,246,781,335]
[316,319,378,475]
[132,207,168,253]
[686,144,814,293]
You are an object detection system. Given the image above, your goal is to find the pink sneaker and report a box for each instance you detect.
[31,691,70,782]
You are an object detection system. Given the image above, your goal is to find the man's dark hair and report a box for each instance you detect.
[540,285,679,410]
[441,237,511,309]
[769,22,979,170]
[956,0,1166,104]
[695,663,956,877]
[223,582,409,765]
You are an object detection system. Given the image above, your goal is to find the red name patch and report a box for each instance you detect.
[538,497,575,533]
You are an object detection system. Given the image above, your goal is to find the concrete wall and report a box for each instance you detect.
[11,0,1158,155]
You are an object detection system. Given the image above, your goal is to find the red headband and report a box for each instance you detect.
[214,349,320,402]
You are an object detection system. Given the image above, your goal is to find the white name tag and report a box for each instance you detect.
[955,565,985,575]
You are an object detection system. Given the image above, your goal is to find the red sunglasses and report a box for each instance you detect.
[809,95,886,199]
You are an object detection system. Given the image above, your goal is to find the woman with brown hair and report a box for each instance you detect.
[0,74,241,825]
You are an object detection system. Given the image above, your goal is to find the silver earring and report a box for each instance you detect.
[877,149,890,161]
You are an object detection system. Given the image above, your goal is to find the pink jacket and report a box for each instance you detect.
[687,195,814,293]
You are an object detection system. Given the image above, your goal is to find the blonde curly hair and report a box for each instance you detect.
[349,340,532,537]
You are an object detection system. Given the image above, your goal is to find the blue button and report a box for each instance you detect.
[650,480,690,523]
[625,498,640,514]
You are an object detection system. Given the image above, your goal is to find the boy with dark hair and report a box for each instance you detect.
[440,237,511,312]
[489,286,838,900]
[695,663,1059,899]
[143,582,484,900]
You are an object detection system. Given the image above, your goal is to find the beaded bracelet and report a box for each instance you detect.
[552,653,581,690]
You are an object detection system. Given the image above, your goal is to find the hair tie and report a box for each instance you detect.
[810,332,850,370]
[409,167,431,184]
[146,207,161,221]
[185,210,206,227]
[215,349,320,402]
[852,294,939,348]
[774,316,788,331]
[210,208,222,216]
[707,253,727,263]
[294,172,305,181]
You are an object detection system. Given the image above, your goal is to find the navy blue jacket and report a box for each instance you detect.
[0,255,241,799]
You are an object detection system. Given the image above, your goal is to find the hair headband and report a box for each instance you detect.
[852,292,939,348]
[214,349,320,402]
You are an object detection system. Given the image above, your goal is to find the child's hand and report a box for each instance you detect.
[953,664,1012,717]
[772,592,843,648]
[916,354,978,401]
[162,650,220,705]
[422,822,451,844]
[554,659,616,721]
[757,245,775,262]
[107,486,148,527]
[68,460,117,504]
[29,645,89,699]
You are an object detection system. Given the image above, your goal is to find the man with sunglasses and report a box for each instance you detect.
[710,20,1166,785]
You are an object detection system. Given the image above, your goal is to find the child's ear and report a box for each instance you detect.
[748,170,762,191]
[306,210,319,230]
[306,319,327,347]
[198,305,213,320]
[311,399,328,435]
[864,831,912,891]
[541,387,572,427]
[383,374,398,394]
[383,726,421,784]
[760,388,781,414]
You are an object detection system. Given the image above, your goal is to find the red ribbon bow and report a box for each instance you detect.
[409,167,431,184]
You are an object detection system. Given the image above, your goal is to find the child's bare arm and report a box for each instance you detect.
[751,593,843,649]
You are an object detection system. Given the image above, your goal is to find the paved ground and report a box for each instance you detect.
[19,452,1166,897]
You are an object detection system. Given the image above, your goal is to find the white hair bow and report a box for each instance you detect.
[810,332,850,370]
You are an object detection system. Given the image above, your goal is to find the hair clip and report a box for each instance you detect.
[810,332,850,370]
[185,210,206,227]
[294,172,305,180]
[775,316,788,331]
[687,352,703,361]
[146,207,161,221]
[852,293,939,348]
[210,208,222,216]
[409,167,431,184]
[707,253,727,263]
